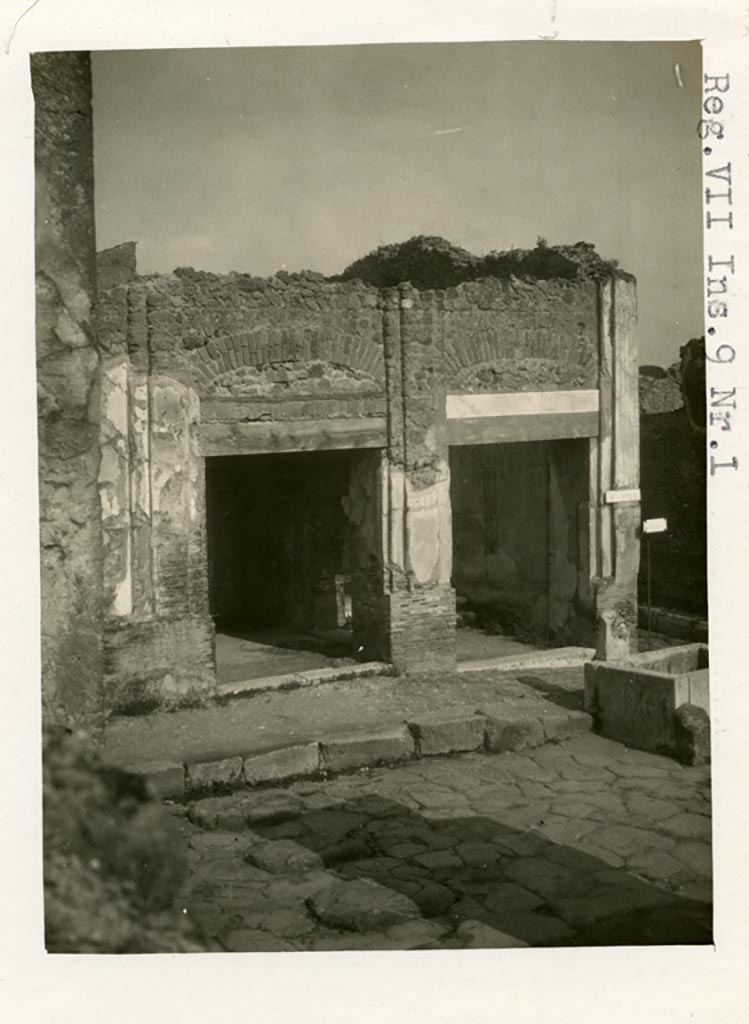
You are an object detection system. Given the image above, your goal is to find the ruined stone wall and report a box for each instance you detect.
[94,247,629,686]
[443,278,599,393]
[146,269,385,392]
[34,53,103,727]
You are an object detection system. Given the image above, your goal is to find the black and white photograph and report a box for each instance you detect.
[3,3,748,1018]
[33,38,716,954]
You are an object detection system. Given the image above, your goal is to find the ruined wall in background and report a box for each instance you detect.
[34,53,103,727]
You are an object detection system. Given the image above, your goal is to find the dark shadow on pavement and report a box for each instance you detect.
[219,626,353,660]
[252,792,712,947]
[515,674,585,712]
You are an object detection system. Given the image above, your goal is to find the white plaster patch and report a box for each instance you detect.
[101,356,130,436]
[446,389,599,420]
[406,508,441,584]
[113,532,133,617]
[55,309,88,348]
[402,468,452,585]
[130,380,151,519]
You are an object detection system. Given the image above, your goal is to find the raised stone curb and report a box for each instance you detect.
[480,703,592,753]
[185,755,243,793]
[243,742,320,786]
[127,700,592,799]
[319,725,415,773]
[535,707,593,742]
[407,711,487,756]
[482,706,546,753]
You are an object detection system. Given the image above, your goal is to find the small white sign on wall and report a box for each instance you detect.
[642,517,668,534]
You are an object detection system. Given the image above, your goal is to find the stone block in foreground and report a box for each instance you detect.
[319,726,414,773]
[307,877,420,932]
[674,704,711,766]
[185,755,244,793]
[406,711,487,756]
[535,707,592,742]
[480,705,545,753]
[245,839,324,874]
[242,742,320,786]
[117,760,186,800]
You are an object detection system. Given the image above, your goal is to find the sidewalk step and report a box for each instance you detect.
[118,701,592,802]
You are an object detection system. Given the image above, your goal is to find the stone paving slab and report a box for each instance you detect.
[175,731,712,952]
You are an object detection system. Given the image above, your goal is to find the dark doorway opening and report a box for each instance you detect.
[449,439,590,651]
[205,450,355,684]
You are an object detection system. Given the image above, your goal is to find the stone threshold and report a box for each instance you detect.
[457,646,594,674]
[121,700,592,803]
[216,660,394,698]
[216,646,594,699]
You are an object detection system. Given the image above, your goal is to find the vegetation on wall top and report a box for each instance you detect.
[333,235,631,290]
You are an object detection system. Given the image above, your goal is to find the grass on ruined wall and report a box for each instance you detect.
[333,235,626,291]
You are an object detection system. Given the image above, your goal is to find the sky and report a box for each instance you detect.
[91,42,703,366]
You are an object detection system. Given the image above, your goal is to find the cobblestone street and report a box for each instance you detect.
[174,731,712,951]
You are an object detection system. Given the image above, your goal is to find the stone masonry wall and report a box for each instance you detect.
[443,278,598,393]
[34,53,103,727]
[94,243,620,687]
